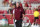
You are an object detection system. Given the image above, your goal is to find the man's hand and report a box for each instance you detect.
[22,14,25,20]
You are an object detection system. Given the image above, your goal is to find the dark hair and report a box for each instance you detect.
[12,2,16,6]
[36,9,38,11]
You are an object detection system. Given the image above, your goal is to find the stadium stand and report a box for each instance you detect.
[0,9,40,24]
[25,10,34,14]
[0,15,4,19]
[0,10,7,14]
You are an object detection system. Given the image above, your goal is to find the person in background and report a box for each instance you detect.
[25,2,29,7]
[10,2,16,27]
[20,2,22,7]
[24,2,29,10]
[8,6,13,14]
[7,2,16,14]
[2,0,9,7]
[34,9,39,25]
[10,2,25,27]
[9,2,12,7]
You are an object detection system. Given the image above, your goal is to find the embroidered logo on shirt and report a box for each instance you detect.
[16,9,17,10]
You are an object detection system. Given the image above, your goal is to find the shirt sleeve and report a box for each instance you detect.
[11,9,13,14]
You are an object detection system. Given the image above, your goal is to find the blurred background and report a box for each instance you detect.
[0,0,40,27]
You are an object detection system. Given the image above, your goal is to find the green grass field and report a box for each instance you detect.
[0,24,30,27]
[0,26,14,27]
[0,26,29,27]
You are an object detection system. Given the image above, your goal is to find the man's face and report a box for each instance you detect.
[16,2,19,7]
[12,5,15,8]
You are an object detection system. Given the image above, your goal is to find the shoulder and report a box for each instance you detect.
[20,7,23,10]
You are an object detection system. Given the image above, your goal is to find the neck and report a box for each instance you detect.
[17,6,20,8]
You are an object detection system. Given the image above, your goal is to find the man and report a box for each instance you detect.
[34,9,39,25]
[10,2,16,27]
[20,2,22,7]
[25,2,29,7]
[10,2,25,27]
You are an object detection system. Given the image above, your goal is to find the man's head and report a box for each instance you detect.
[12,2,16,8]
[16,2,20,7]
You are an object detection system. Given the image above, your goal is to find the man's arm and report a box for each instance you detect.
[22,14,25,19]
[10,13,15,20]
[22,8,25,19]
[10,14,13,20]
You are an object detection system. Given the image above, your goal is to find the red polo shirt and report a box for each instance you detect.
[20,3,22,7]
[25,3,29,7]
[11,7,25,20]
